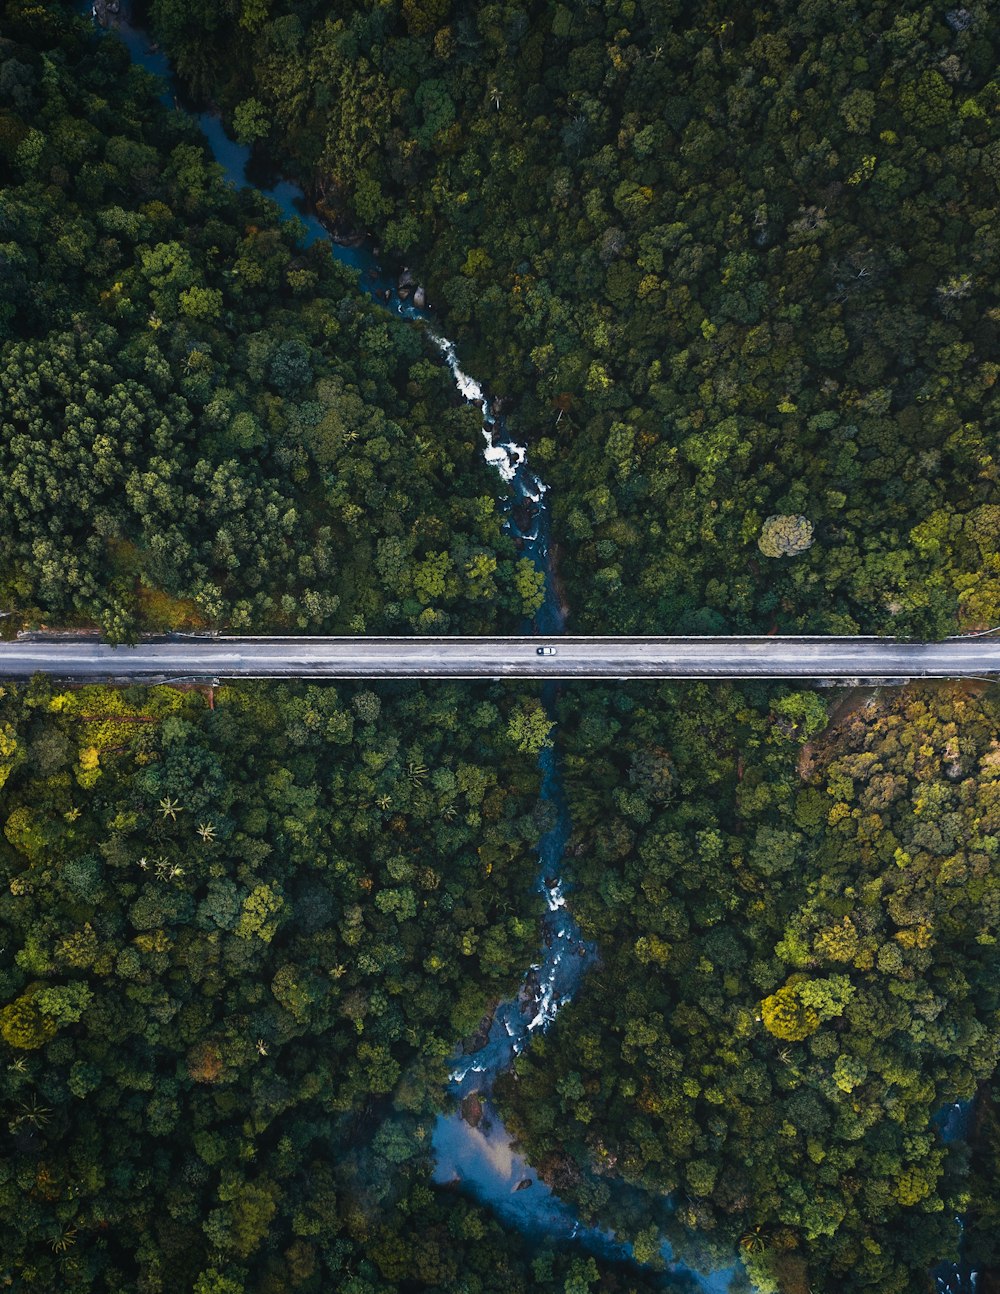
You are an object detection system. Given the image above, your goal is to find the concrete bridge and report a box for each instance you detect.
[0,635,996,681]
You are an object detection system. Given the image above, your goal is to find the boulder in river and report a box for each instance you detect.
[513,498,539,535]
[413,286,427,309]
[93,0,121,25]
[461,999,499,1053]
[461,1092,483,1129]
[515,1178,534,1191]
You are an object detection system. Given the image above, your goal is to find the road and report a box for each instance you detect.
[0,635,998,681]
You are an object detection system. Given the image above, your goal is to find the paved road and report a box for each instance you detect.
[0,635,998,681]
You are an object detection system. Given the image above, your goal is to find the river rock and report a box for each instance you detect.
[515,1178,533,1191]
[461,1000,499,1054]
[513,499,538,534]
[399,267,416,290]
[461,1092,483,1129]
[93,0,121,26]
[413,286,427,309]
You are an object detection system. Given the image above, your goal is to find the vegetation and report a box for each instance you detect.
[966,1087,1000,1283]
[152,0,1000,638]
[0,674,598,1291]
[497,681,1000,1291]
[2,3,999,1293]
[0,0,539,639]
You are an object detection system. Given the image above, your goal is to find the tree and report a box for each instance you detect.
[1,987,59,1050]
[232,97,270,144]
[758,515,815,558]
[507,701,554,755]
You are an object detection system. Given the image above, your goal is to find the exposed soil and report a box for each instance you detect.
[797,685,879,781]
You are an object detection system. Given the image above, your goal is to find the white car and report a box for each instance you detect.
[536,646,557,656]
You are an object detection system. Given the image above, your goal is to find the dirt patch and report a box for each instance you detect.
[797,686,880,781]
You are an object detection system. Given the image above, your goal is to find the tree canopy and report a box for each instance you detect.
[152,0,1000,638]
[0,1,535,640]
[497,681,1000,1291]
[0,674,612,1291]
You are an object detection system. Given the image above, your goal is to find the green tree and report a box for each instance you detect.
[507,701,554,755]
[758,515,815,558]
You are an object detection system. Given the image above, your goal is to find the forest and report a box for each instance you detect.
[2,0,1000,1292]
[150,0,1000,639]
[0,673,622,1292]
[0,0,542,639]
[497,681,1000,1292]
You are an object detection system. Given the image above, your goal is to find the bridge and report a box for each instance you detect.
[0,635,997,681]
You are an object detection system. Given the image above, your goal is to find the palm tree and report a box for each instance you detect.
[489,86,502,111]
[739,1227,766,1255]
[50,1225,78,1254]
[196,821,217,843]
[158,796,183,820]
[14,1095,52,1130]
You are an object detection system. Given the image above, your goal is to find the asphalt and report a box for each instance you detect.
[0,635,998,681]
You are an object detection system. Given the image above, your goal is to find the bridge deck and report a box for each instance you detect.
[0,635,996,681]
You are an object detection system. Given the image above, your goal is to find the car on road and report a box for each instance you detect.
[536,646,557,656]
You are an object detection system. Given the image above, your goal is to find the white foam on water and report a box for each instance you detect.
[428,331,486,404]
[449,1059,488,1083]
[544,878,567,911]
[427,330,545,494]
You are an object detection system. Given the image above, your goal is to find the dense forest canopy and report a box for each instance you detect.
[2,1,1000,1293]
[152,0,1000,638]
[497,681,1000,1292]
[0,0,543,639]
[0,674,586,1292]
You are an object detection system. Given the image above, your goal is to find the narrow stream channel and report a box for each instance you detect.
[79,11,977,1290]
[83,0,646,1272]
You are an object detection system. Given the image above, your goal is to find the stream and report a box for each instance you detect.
[80,9,975,1291]
[82,0,654,1274]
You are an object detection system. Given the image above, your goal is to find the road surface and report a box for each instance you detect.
[0,635,998,681]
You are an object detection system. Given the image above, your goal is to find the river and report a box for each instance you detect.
[77,9,973,1292]
[81,0,663,1274]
